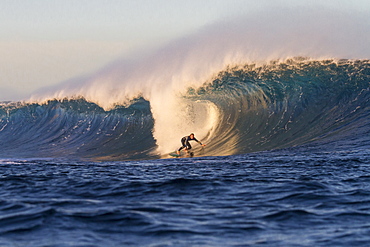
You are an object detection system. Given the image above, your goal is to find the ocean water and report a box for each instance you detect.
[0,58,369,246]
[0,149,369,246]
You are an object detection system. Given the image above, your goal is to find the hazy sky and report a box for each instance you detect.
[0,0,369,101]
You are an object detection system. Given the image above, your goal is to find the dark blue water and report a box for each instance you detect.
[0,58,369,246]
[0,147,369,246]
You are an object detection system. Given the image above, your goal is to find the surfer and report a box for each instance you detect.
[177,133,206,155]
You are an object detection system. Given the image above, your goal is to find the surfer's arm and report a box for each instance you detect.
[195,138,205,146]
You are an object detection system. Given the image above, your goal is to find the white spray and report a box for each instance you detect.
[29,6,370,154]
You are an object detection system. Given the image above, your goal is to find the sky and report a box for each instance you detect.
[0,0,369,101]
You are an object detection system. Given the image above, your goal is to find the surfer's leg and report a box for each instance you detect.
[186,142,192,151]
[178,138,187,154]
[178,145,185,151]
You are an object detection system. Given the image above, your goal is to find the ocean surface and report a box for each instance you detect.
[0,58,369,246]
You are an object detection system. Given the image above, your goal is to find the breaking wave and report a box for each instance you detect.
[0,58,369,160]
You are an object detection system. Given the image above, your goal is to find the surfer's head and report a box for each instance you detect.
[190,133,194,137]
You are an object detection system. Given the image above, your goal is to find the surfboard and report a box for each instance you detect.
[169,152,181,157]
[168,151,194,158]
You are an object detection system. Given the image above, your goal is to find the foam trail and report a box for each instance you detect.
[29,6,370,153]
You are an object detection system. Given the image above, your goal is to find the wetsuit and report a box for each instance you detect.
[178,135,202,152]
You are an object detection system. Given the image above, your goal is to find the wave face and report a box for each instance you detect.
[189,59,370,156]
[0,98,156,160]
[1,58,369,160]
